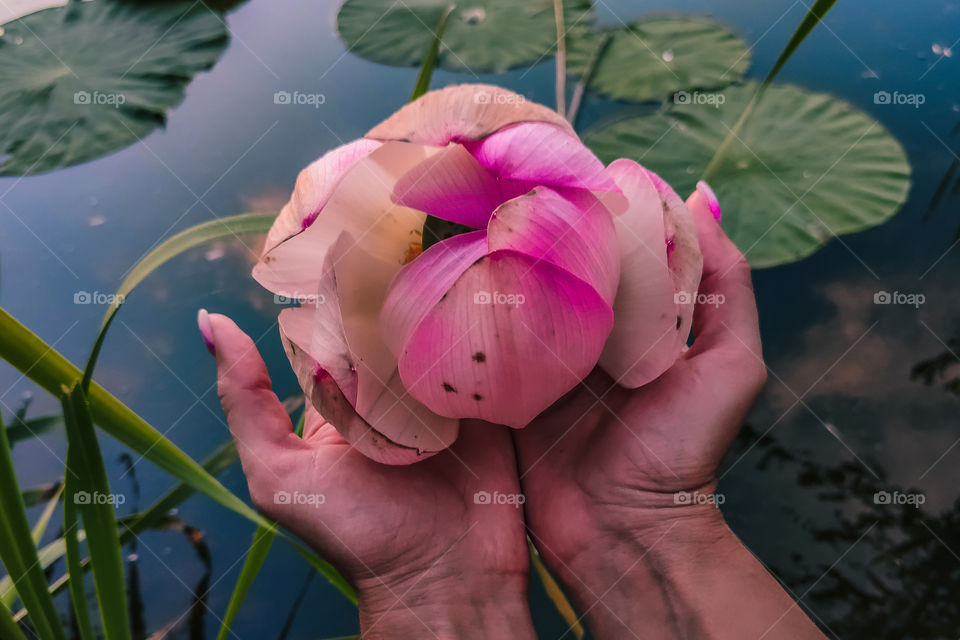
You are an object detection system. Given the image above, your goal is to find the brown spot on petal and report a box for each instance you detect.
[676,315,683,329]
[472,352,486,362]
[442,382,457,393]
[472,393,483,401]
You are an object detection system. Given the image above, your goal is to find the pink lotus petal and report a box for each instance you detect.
[392,143,535,228]
[329,233,460,452]
[366,84,575,146]
[464,122,618,193]
[252,141,430,298]
[597,159,686,387]
[397,250,613,427]
[263,139,382,255]
[277,239,458,461]
[646,168,703,342]
[381,231,489,359]
[486,187,620,305]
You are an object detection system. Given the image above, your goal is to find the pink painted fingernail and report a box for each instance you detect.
[197,309,215,356]
[696,180,721,221]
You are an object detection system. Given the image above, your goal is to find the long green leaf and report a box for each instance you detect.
[62,384,131,640]
[701,0,839,181]
[763,0,839,85]
[0,602,28,640]
[30,483,62,546]
[63,446,97,640]
[216,525,276,640]
[0,412,65,640]
[409,5,453,101]
[82,212,276,392]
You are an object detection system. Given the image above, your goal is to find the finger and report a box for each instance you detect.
[684,183,763,364]
[200,310,296,463]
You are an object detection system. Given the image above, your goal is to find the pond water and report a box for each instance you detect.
[1,0,958,637]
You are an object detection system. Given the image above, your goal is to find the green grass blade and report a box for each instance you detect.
[5,415,63,447]
[529,538,584,639]
[216,525,276,640]
[63,445,97,640]
[701,0,839,181]
[20,482,62,508]
[763,0,839,85]
[0,601,28,640]
[409,5,453,101]
[0,412,66,640]
[81,212,276,392]
[30,483,63,546]
[62,384,131,640]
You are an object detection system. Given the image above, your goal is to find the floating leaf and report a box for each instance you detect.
[0,0,229,176]
[337,0,592,73]
[584,83,911,267]
[567,17,749,103]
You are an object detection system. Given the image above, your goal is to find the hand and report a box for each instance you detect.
[513,185,826,639]
[204,314,535,640]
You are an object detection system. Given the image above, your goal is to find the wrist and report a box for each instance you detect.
[356,569,535,640]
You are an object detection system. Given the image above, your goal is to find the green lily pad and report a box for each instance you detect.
[567,17,750,103]
[584,82,911,267]
[336,0,593,73]
[0,0,229,176]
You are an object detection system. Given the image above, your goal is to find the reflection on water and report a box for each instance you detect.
[1,0,958,637]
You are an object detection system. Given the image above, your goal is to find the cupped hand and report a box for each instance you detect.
[513,186,766,559]
[204,314,534,639]
[510,188,826,639]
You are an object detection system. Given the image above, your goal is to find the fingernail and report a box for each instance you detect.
[197,309,215,356]
[696,180,721,221]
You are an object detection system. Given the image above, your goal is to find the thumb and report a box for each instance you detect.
[198,310,296,475]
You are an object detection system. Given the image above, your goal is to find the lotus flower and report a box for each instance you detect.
[253,84,702,464]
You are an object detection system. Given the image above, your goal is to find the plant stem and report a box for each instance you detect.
[410,5,454,101]
[553,0,566,115]
[567,32,612,128]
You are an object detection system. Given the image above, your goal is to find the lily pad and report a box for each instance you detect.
[584,83,911,267]
[337,0,593,73]
[0,0,229,176]
[566,17,750,103]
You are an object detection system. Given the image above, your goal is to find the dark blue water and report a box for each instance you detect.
[2,0,958,637]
